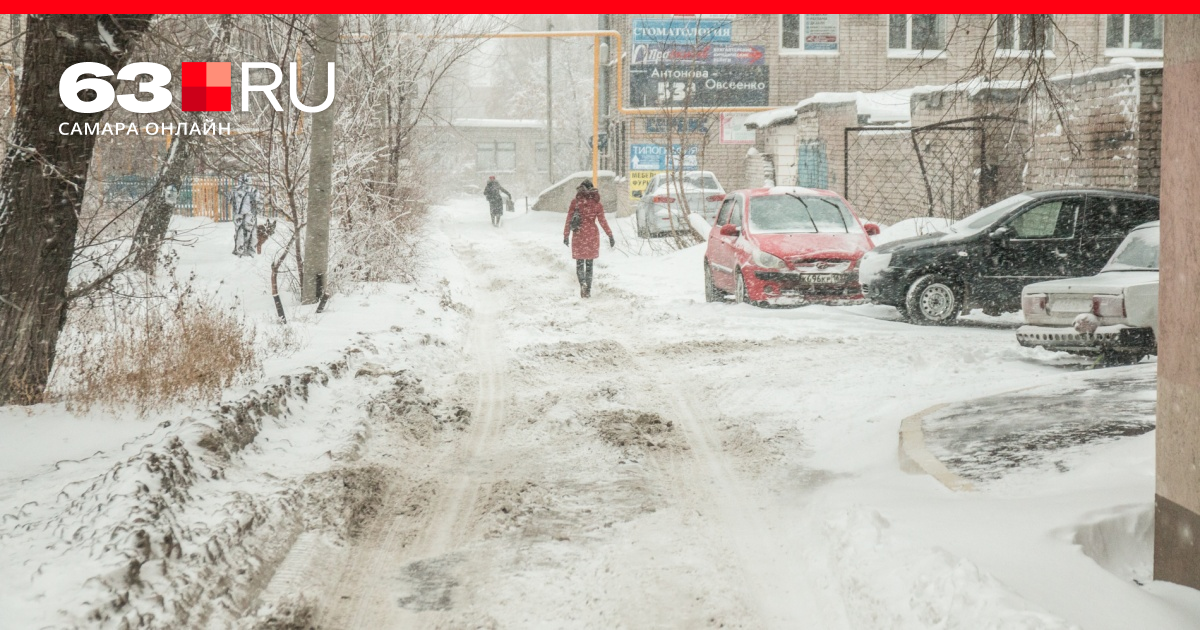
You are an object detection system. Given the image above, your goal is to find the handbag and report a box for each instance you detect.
[570,209,582,233]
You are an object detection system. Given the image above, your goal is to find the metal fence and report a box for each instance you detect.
[843,116,1029,224]
[100,175,274,222]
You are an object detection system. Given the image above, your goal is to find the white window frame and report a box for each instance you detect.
[994,14,1056,58]
[1105,14,1164,58]
[887,14,947,59]
[779,14,840,56]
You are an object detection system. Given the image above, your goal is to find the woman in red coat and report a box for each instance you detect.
[563,180,614,298]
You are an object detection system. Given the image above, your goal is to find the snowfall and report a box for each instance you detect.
[2,198,1199,629]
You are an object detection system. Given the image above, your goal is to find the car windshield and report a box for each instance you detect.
[748,194,860,234]
[1104,226,1159,271]
[683,173,721,190]
[946,194,1034,235]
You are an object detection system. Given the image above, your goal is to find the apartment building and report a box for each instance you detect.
[599,14,1165,206]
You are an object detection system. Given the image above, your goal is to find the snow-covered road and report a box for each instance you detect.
[10,199,1194,628]
[258,199,1200,629]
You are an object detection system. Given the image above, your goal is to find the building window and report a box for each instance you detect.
[477,141,515,173]
[888,15,946,58]
[1106,15,1163,55]
[781,15,839,54]
[996,15,1054,55]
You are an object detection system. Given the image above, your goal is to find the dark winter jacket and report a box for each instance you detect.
[564,188,611,260]
[484,180,509,206]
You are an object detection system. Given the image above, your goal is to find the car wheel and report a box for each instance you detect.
[905,274,960,325]
[734,268,754,306]
[704,260,725,303]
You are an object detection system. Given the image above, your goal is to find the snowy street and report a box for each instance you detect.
[2,199,1198,628]
[243,200,1198,629]
[4,12,1200,630]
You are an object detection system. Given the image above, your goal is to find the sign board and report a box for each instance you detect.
[630,170,664,199]
[629,143,700,172]
[630,144,667,171]
[720,113,756,144]
[632,18,733,44]
[804,14,839,51]
[644,116,710,135]
[631,43,765,66]
[629,65,769,108]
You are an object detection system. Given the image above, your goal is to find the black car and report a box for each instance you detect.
[858,189,1159,325]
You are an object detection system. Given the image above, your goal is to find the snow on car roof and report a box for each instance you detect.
[738,186,839,198]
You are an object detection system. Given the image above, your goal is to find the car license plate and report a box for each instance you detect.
[1052,298,1091,313]
[799,273,844,284]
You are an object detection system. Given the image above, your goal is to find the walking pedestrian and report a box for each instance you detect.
[563,180,613,298]
[483,176,511,227]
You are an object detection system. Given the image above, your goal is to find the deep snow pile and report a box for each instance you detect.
[0,215,469,629]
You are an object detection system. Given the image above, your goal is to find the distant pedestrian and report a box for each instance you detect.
[563,180,613,298]
[483,176,511,227]
[230,174,259,257]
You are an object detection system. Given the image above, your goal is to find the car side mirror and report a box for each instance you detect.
[864,223,880,236]
[719,224,740,237]
[990,226,1012,242]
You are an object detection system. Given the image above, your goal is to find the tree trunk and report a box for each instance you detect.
[301,13,338,305]
[130,15,231,272]
[0,14,152,405]
[130,124,193,272]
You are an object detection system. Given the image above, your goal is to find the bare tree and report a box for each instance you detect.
[0,14,153,405]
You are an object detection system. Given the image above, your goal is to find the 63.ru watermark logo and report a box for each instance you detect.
[59,61,335,114]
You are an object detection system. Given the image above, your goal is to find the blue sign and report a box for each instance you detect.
[630,144,699,171]
[632,18,733,44]
[630,144,666,171]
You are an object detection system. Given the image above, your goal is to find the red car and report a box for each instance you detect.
[703,187,880,306]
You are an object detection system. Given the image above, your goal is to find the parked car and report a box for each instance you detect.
[703,187,880,306]
[1016,221,1159,363]
[637,171,725,238]
[858,189,1159,325]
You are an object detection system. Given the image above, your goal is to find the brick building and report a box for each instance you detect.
[598,14,1165,218]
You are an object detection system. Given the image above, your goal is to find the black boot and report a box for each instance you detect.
[582,283,591,298]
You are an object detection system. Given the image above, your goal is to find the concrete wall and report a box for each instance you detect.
[532,171,620,215]
[430,122,550,199]
[1155,14,1200,591]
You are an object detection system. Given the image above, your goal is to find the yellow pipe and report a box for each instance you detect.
[592,35,600,187]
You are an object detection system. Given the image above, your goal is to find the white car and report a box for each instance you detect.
[1016,221,1159,363]
[636,171,725,238]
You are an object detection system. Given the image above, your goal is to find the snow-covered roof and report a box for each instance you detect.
[744,90,912,131]
[911,60,1163,99]
[743,105,801,130]
[536,170,617,198]
[452,118,545,129]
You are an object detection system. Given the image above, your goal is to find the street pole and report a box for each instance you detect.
[302,13,337,305]
[546,18,553,185]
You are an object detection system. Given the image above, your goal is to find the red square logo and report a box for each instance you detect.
[181,62,231,112]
